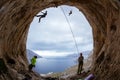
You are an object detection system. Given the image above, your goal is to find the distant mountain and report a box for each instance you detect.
[66,50,92,59]
[26,49,42,60]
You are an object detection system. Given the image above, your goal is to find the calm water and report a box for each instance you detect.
[33,57,77,74]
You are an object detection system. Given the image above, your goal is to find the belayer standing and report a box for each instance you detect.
[77,53,84,75]
[28,56,37,72]
[36,11,47,23]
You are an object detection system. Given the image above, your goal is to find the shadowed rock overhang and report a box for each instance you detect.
[0,0,120,80]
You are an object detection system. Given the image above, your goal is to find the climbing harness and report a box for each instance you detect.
[60,6,79,54]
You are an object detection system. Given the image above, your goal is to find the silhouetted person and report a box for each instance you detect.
[69,10,72,16]
[77,53,84,75]
[28,56,37,72]
[36,11,47,23]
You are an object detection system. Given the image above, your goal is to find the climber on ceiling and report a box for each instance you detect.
[36,11,47,23]
[69,10,72,16]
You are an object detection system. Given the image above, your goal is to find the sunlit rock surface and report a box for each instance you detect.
[0,0,120,80]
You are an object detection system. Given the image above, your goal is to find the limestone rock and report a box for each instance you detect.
[0,0,120,80]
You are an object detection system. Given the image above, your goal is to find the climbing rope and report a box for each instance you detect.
[60,6,79,54]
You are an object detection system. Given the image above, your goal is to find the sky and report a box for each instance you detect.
[27,5,93,57]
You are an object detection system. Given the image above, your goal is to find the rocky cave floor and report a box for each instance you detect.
[41,71,89,80]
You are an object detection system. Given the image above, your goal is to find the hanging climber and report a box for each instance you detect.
[36,11,47,23]
[28,56,37,72]
[77,53,84,75]
[69,10,72,16]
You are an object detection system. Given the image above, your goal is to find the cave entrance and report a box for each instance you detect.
[1,0,120,79]
[27,5,93,74]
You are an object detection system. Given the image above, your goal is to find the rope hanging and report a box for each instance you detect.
[60,6,79,54]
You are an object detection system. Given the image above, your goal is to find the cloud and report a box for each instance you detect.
[27,5,93,56]
[27,41,76,52]
[33,50,74,57]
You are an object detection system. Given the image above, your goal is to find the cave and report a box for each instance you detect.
[0,0,120,80]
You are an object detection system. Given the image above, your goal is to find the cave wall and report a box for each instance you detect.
[0,0,120,80]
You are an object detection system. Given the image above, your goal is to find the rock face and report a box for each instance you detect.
[0,0,120,80]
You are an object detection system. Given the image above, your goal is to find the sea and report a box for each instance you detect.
[33,57,77,74]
